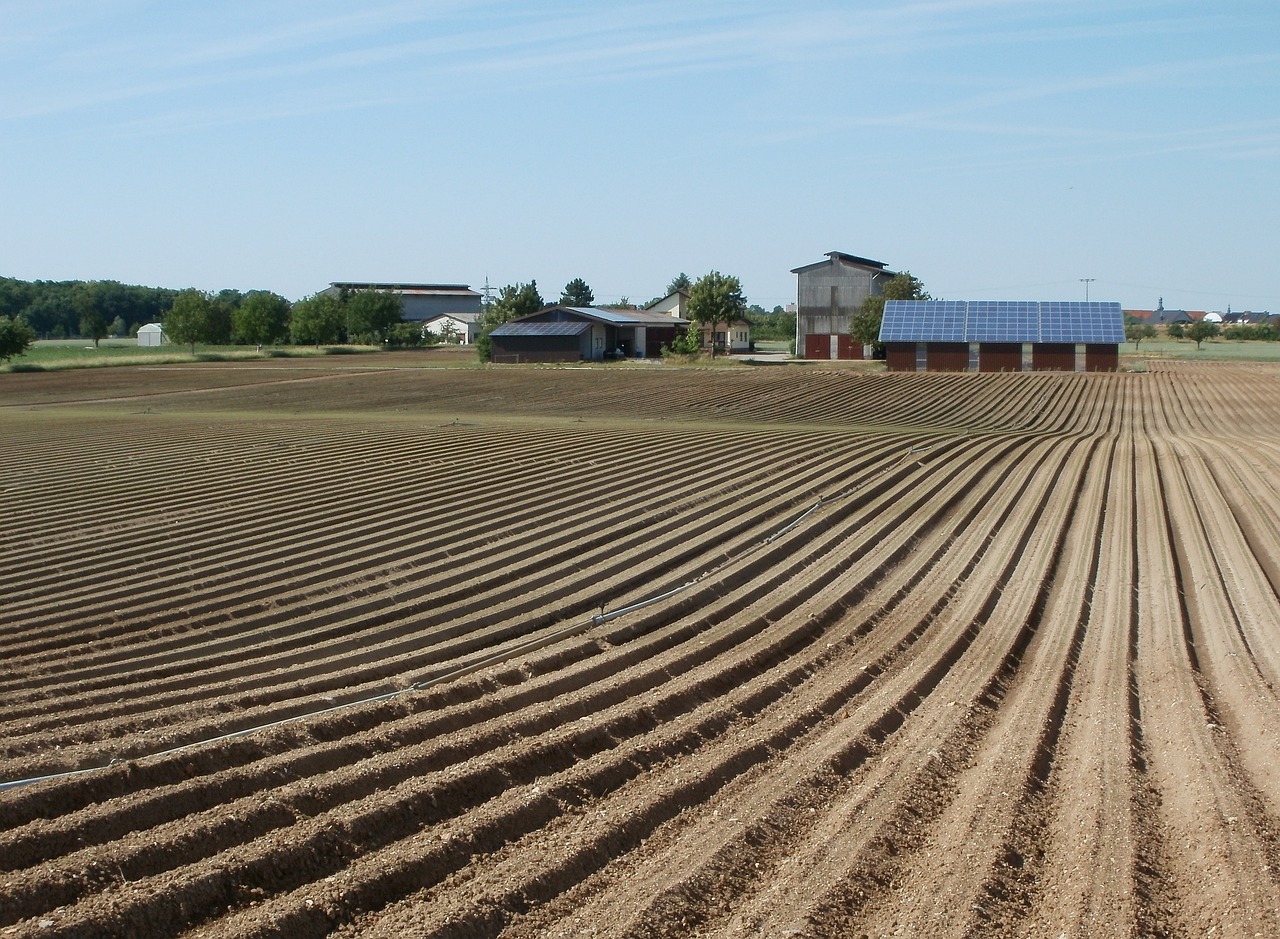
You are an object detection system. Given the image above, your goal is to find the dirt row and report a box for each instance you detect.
[1,359,1278,937]
[2,359,1099,432]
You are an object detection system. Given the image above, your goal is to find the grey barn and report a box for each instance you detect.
[321,283,482,322]
[792,251,897,359]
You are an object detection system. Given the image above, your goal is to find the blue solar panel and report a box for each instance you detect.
[881,301,1123,344]
[490,321,591,337]
[1040,301,1125,344]
[881,300,966,342]
[969,301,1037,343]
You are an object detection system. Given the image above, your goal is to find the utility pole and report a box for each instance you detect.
[1079,278,1095,301]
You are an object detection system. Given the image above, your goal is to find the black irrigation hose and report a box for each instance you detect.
[0,440,945,794]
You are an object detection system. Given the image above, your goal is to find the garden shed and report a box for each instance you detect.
[137,323,166,347]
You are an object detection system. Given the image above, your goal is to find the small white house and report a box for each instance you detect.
[420,311,482,344]
[646,289,689,319]
[646,289,750,353]
[137,323,166,347]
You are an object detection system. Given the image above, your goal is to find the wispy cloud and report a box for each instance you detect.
[2,0,1274,156]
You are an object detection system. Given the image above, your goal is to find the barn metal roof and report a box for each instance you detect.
[422,311,482,324]
[791,251,893,275]
[880,301,1124,344]
[555,306,688,326]
[327,283,480,297]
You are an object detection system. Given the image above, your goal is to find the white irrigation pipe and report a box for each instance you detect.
[0,438,948,795]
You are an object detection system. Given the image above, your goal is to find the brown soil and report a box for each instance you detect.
[1,359,1277,938]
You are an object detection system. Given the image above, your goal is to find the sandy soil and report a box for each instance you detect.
[0,359,1277,938]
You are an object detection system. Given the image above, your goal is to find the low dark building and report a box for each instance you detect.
[880,300,1124,373]
[488,306,689,363]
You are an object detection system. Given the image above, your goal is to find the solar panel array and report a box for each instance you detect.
[490,321,592,337]
[880,301,1124,344]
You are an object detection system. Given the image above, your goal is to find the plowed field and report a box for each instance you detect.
[2,357,1278,938]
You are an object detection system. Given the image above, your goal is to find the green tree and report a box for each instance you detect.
[79,309,109,347]
[344,289,404,343]
[664,326,701,356]
[164,289,223,352]
[24,288,78,339]
[436,321,464,344]
[290,293,345,346]
[666,273,691,295]
[744,306,795,341]
[1167,322,1186,340]
[477,280,545,362]
[882,272,931,302]
[488,280,544,325]
[233,291,292,346]
[0,277,34,320]
[559,278,595,306]
[108,315,127,338]
[216,288,245,311]
[73,281,116,347]
[1187,319,1220,350]
[386,322,426,348]
[1125,323,1156,349]
[0,315,36,363]
[852,271,931,353]
[687,271,746,358]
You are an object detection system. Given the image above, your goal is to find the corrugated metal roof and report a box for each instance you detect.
[327,283,481,297]
[791,252,893,275]
[423,311,482,324]
[490,321,592,337]
[880,301,1124,344]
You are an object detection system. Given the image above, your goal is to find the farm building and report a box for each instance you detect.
[880,300,1124,373]
[421,311,482,344]
[321,283,483,323]
[136,323,165,346]
[489,306,689,363]
[792,251,898,360]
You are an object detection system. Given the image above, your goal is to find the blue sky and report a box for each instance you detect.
[2,0,1277,311]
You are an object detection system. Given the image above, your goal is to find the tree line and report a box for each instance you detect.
[1125,318,1280,351]
[0,277,178,342]
[0,276,416,356]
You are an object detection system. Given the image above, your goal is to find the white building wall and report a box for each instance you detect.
[137,324,165,346]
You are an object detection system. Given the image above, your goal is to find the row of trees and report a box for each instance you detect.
[165,286,408,350]
[286,288,405,347]
[1127,319,1280,351]
[1214,321,1280,342]
[0,277,179,343]
[0,275,416,354]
